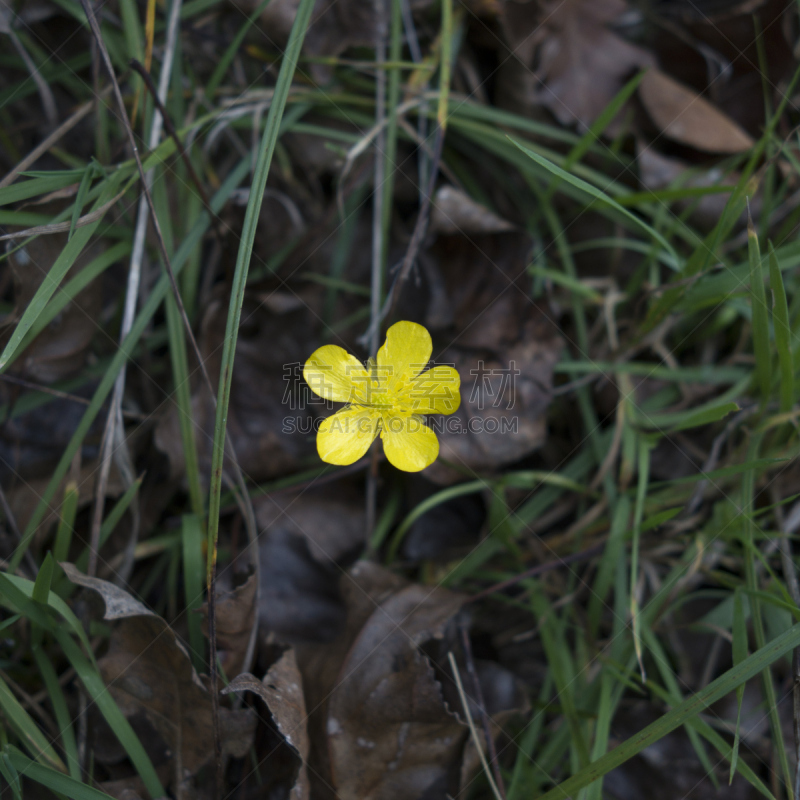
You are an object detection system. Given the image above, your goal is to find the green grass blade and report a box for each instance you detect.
[53,483,79,565]
[54,630,165,798]
[729,587,747,783]
[67,165,93,241]
[20,241,130,351]
[205,0,315,588]
[0,172,85,207]
[182,514,205,672]
[206,0,272,97]
[0,751,22,800]
[768,241,794,412]
[0,173,122,373]
[32,553,55,604]
[536,621,800,799]
[5,745,114,799]
[0,674,65,772]
[387,480,484,561]
[31,646,80,781]
[748,215,771,403]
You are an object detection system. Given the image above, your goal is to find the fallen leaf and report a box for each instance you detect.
[500,0,653,127]
[639,68,754,153]
[431,186,514,236]
[200,572,257,680]
[62,564,256,791]
[223,650,310,800]
[154,288,317,486]
[257,525,347,644]
[297,561,468,800]
[256,486,366,565]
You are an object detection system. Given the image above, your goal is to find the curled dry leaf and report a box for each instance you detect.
[639,68,754,154]
[296,561,469,800]
[430,186,514,236]
[223,650,310,800]
[61,564,255,791]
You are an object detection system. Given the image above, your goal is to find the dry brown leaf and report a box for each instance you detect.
[297,561,468,800]
[223,650,310,800]
[256,486,365,565]
[500,0,653,127]
[154,289,317,486]
[257,525,347,644]
[200,572,257,680]
[639,68,754,153]
[431,186,514,235]
[62,564,255,789]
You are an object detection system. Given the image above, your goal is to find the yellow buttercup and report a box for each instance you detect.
[303,321,460,472]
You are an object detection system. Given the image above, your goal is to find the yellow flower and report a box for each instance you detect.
[303,321,461,472]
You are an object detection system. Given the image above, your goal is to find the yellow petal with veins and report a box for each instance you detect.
[376,321,432,393]
[304,345,370,403]
[380,413,439,472]
[317,406,380,465]
[398,365,461,415]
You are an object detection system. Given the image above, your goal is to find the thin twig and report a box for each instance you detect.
[448,652,504,800]
[459,626,506,798]
[0,374,146,419]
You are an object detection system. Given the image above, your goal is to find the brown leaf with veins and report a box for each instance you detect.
[639,68,755,153]
[297,561,468,800]
[62,564,255,790]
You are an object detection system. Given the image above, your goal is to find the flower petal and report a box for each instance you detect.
[380,413,439,472]
[317,407,380,465]
[304,345,370,403]
[398,365,461,415]
[376,321,432,393]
